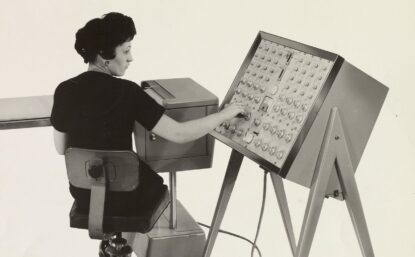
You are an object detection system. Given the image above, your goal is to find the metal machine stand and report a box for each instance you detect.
[203,107,374,257]
[125,170,206,257]
[169,171,178,229]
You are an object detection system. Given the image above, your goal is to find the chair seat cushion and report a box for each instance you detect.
[70,186,169,233]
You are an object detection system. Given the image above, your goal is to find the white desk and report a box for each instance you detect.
[0,95,53,130]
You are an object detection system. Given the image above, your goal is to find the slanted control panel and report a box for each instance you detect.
[214,35,335,170]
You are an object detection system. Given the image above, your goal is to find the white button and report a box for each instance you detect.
[273,105,281,112]
[229,125,236,133]
[296,114,304,123]
[263,123,270,130]
[236,129,243,136]
[254,139,262,147]
[267,86,278,95]
[243,132,254,143]
[285,133,293,142]
[277,129,285,138]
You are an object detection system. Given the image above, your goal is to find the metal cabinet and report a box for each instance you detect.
[134,78,218,173]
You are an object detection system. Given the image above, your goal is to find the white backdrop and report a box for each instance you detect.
[0,0,414,256]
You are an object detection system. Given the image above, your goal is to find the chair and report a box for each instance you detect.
[65,148,170,257]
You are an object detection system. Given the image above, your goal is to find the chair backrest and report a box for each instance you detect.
[65,147,140,192]
[65,148,142,239]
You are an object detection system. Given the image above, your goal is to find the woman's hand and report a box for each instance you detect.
[221,103,248,119]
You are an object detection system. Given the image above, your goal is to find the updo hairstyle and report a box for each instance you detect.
[74,12,136,63]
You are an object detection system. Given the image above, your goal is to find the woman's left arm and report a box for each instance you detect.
[53,129,68,155]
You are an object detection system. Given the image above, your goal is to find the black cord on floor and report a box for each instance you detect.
[197,170,269,257]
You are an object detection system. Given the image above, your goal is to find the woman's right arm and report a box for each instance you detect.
[151,103,247,144]
[53,129,68,155]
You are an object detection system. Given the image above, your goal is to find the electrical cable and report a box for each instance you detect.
[197,222,262,257]
[251,170,268,257]
[197,170,268,257]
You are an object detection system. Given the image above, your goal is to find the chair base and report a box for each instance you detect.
[124,200,205,257]
[99,233,133,257]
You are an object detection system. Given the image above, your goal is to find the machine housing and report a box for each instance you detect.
[210,32,388,191]
[134,78,218,173]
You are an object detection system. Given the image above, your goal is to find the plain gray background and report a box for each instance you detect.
[0,0,414,256]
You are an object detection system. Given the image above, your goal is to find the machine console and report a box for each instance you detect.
[212,32,343,175]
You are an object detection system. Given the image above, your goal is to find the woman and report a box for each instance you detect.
[51,12,245,215]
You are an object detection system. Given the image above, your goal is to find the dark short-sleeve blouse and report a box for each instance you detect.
[51,71,166,214]
[51,71,165,150]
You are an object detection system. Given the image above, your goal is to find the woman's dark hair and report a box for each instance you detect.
[75,12,136,63]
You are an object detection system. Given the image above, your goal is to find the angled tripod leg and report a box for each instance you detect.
[337,160,375,257]
[295,108,342,257]
[203,150,244,257]
[296,107,375,257]
[270,172,296,256]
[336,117,375,257]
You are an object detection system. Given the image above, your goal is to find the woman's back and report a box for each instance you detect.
[52,71,165,151]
